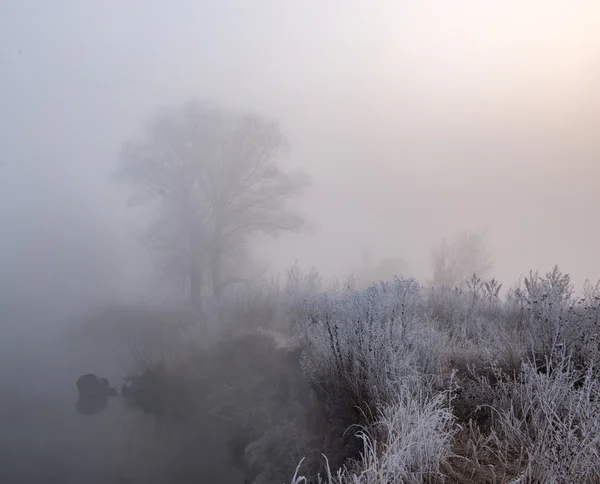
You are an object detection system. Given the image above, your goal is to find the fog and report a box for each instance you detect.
[3,1,600,294]
[1,1,599,482]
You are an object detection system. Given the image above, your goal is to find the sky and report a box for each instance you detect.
[1,0,599,305]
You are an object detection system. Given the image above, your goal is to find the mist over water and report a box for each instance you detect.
[1,1,599,482]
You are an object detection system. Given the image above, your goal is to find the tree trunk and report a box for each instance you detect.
[210,210,224,300]
[210,246,223,299]
[189,228,203,313]
[190,257,202,312]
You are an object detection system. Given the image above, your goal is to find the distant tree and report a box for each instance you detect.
[354,247,407,289]
[430,230,492,288]
[116,101,310,311]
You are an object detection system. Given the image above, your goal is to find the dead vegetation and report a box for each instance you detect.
[108,266,600,483]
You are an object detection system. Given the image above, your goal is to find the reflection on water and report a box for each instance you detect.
[76,393,108,415]
[0,304,244,484]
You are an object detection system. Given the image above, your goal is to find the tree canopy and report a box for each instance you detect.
[117,101,310,309]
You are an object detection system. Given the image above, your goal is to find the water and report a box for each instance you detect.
[0,303,244,484]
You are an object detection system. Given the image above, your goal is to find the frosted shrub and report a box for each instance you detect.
[425,284,499,344]
[423,284,525,384]
[276,266,600,482]
[582,279,600,306]
[483,353,600,482]
[510,267,600,371]
[298,278,423,417]
[403,319,451,376]
[519,267,574,354]
[284,264,322,308]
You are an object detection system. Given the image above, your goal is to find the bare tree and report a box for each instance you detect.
[430,230,492,288]
[116,101,310,311]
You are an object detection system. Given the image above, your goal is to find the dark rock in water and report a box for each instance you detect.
[77,374,106,396]
[75,373,118,415]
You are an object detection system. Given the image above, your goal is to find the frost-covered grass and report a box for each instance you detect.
[290,384,455,484]
[277,266,600,483]
[469,352,600,483]
[126,264,600,483]
[298,278,423,420]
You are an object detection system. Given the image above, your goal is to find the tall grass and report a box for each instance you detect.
[290,382,455,484]
[474,352,600,483]
[126,265,600,483]
[281,267,600,484]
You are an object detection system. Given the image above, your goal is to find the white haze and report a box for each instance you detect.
[0,2,599,483]
[1,0,599,303]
